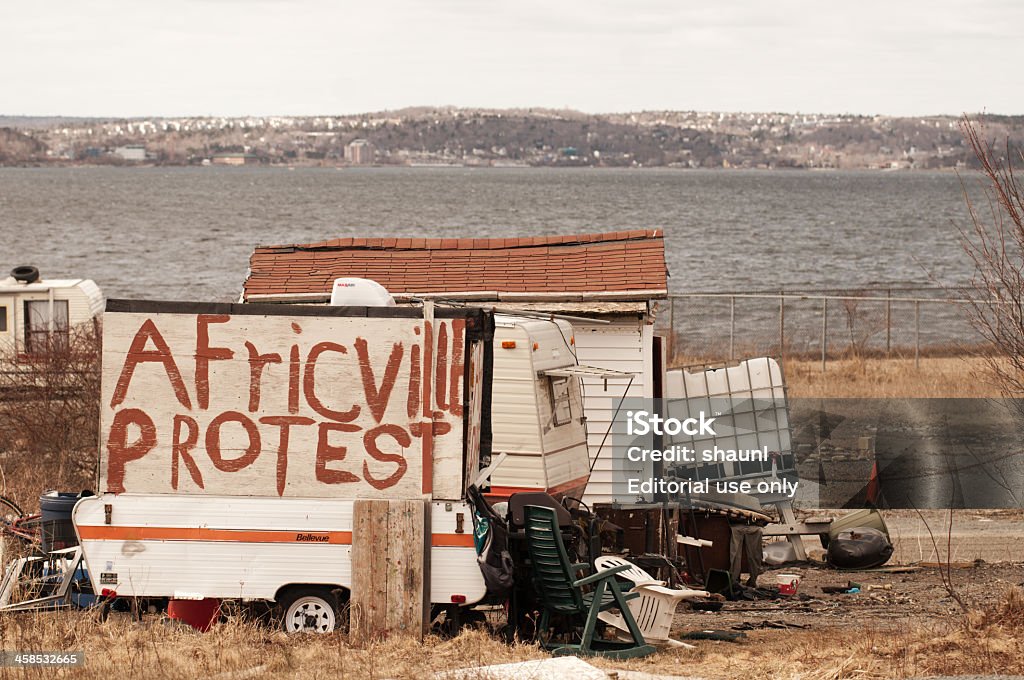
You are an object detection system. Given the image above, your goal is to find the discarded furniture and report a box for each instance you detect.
[761,496,835,557]
[0,547,86,612]
[679,503,768,582]
[593,555,708,647]
[523,505,654,659]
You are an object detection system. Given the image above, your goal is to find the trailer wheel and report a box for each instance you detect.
[279,588,339,633]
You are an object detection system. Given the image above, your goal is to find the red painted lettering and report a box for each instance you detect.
[111,319,191,409]
[244,341,281,412]
[421,321,433,417]
[106,408,157,493]
[363,424,409,490]
[355,338,403,423]
[171,414,203,490]
[205,411,261,472]
[434,323,449,411]
[195,315,234,410]
[407,343,421,419]
[304,342,360,422]
[288,345,300,414]
[260,416,315,496]
[316,422,361,485]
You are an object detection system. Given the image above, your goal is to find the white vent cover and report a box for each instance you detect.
[329,278,396,307]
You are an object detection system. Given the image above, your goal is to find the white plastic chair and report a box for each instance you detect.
[593,556,709,648]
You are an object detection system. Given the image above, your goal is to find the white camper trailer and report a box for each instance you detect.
[0,266,103,358]
[488,315,594,501]
[71,299,599,632]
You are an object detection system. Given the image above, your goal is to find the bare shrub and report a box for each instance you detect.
[839,292,887,359]
[0,323,101,509]
[957,116,1024,397]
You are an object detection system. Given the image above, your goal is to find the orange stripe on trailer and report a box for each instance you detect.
[77,526,353,544]
[430,534,475,548]
[77,525,475,548]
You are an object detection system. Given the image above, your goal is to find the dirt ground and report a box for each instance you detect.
[677,562,1023,634]
[0,561,1020,679]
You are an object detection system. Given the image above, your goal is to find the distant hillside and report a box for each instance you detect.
[0,128,47,163]
[2,108,1022,169]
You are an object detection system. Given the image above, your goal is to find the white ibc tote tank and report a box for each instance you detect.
[329,278,397,307]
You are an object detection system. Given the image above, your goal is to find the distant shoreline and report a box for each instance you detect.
[4,108,1016,171]
[0,162,968,172]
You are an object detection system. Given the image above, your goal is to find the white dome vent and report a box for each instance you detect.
[329,278,397,307]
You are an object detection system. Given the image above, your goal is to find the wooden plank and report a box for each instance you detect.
[773,500,808,561]
[763,521,834,537]
[350,499,428,645]
[98,310,473,498]
[918,561,979,569]
[350,499,389,645]
[384,500,428,637]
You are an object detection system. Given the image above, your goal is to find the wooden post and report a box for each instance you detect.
[821,298,828,372]
[885,289,892,356]
[778,294,785,360]
[668,297,676,365]
[350,499,430,644]
[915,300,921,369]
[729,296,735,361]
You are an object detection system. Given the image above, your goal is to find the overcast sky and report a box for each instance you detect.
[5,0,1022,117]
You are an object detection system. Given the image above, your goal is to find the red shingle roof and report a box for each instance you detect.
[243,230,667,300]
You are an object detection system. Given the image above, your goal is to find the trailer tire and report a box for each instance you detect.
[10,266,39,284]
[279,587,340,634]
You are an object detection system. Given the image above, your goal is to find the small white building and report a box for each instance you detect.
[113,145,147,161]
[0,267,104,357]
[241,231,669,507]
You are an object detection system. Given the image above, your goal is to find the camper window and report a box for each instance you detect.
[24,300,69,353]
[549,376,572,426]
[0,306,6,332]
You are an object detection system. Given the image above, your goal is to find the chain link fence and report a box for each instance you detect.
[658,287,989,367]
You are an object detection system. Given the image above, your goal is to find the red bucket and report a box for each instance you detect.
[776,574,801,596]
[167,598,221,632]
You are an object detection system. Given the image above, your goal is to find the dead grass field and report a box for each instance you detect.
[784,355,1003,399]
[1,583,1022,680]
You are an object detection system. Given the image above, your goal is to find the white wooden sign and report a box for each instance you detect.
[99,308,473,499]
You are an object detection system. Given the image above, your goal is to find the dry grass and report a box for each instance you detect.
[0,599,1022,680]
[0,616,547,680]
[784,355,1004,398]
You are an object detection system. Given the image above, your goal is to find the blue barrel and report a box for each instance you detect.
[39,491,86,553]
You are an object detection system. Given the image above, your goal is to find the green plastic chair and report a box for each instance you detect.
[523,505,655,658]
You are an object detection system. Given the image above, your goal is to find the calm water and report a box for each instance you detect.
[0,166,979,301]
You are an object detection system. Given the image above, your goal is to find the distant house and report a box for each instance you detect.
[211,152,259,166]
[345,139,374,165]
[242,230,669,504]
[113,145,147,161]
[0,269,104,360]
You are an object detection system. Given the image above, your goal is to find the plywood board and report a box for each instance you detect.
[99,309,471,499]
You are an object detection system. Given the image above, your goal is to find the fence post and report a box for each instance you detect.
[914,300,921,369]
[779,294,785,360]
[821,298,828,371]
[668,297,676,365]
[886,289,892,356]
[729,296,735,361]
